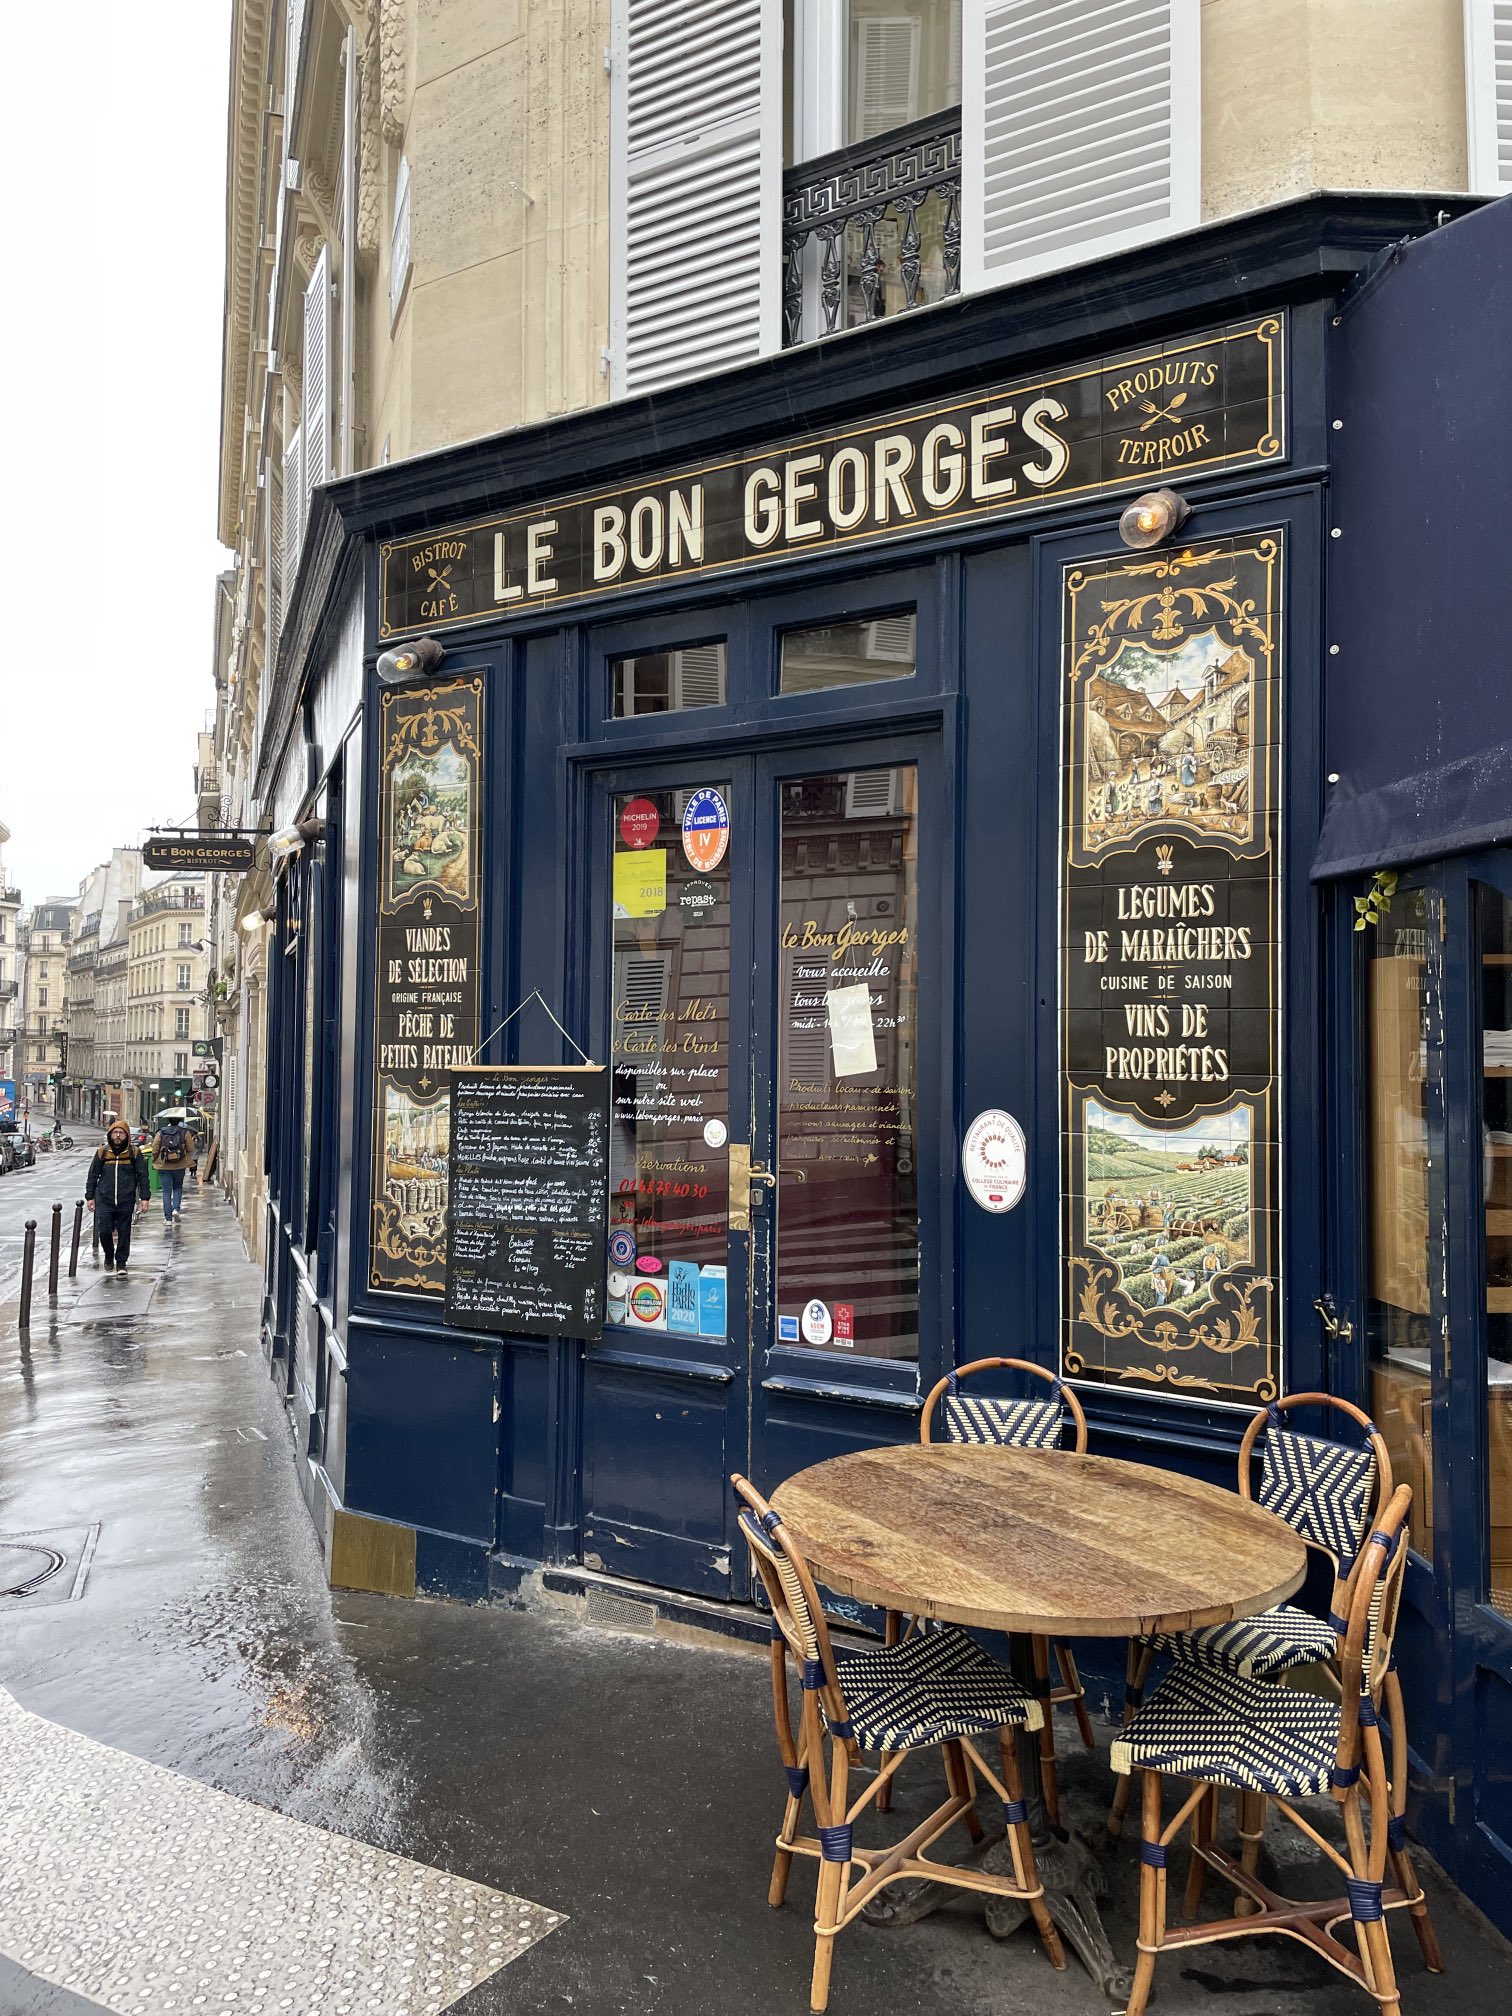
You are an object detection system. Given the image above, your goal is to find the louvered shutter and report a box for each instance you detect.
[783,954,831,1086]
[845,768,902,818]
[1466,1,1512,192]
[390,154,412,325]
[302,247,332,516]
[863,614,917,664]
[854,17,921,139]
[282,424,303,604]
[265,453,283,668]
[962,0,1199,291]
[610,0,781,397]
[671,644,726,708]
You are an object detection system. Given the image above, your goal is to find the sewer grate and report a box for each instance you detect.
[0,1526,100,1610]
[584,1586,657,1634]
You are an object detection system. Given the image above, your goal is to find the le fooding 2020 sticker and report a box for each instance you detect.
[681,787,730,872]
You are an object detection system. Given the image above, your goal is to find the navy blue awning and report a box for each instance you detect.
[1312,739,1512,882]
[1313,194,1512,882]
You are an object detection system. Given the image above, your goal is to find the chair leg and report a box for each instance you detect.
[1000,1729,1067,1971]
[809,1742,851,2016]
[1054,1641,1097,1750]
[876,1609,900,1815]
[1124,1770,1165,2016]
[771,1775,803,1908]
[1031,1635,1060,1825]
[1106,1640,1152,1840]
[1383,1669,1444,1972]
[943,1738,985,1843]
[1234,1789,1266,1916]
[1184,1783,1217,1917]
[1342,1791,1402,2016]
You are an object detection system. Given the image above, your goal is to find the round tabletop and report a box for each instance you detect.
[770,1443,1307,1638]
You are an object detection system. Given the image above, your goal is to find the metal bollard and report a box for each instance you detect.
[48,1202,62,1298]
[68,1200,84,1279]
[19,1220,36,1331]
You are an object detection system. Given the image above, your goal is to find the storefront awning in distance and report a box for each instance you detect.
[1313,193,1512,882]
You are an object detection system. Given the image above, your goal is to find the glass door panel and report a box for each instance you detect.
[1365,883,1445,1565]
[609,784,732,1340]
[774,763,920,1361]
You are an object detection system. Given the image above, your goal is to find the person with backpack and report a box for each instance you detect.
[148,1115,200,1224]
[85,1121,150,1269]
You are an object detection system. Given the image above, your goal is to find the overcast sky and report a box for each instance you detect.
[1,3,232,904]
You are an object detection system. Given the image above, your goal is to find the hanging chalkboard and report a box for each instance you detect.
[445,1065,608,1338]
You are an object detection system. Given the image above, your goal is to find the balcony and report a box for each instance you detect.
[782,107,960,347]
[135,888,206,917]
[0,979,17,1001]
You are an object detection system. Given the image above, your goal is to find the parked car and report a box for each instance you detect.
[10,1131,36,1168]
[0,1131,14,1174]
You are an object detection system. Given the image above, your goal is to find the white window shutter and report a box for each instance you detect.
[265,453,283,665]
[1466,1,1512,192]
[390,154,412,325]
[854,17,922,139]
[610,0,781,398]
[962,0,1200,291]
[302,247,332,517]
[671,645,725,707]
[282,423,303,601]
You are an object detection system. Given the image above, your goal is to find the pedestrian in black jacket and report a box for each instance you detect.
[85,1122,150,1269]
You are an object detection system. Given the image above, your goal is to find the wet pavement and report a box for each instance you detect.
[1,1160,1510,2014]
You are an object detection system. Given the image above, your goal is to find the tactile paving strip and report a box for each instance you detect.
[0,1687,564,2013]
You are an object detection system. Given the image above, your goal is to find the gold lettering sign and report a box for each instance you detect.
[1060,536,1283,1405]
[381,318,1285,638]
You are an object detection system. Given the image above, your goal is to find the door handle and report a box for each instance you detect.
[1314,1294,1355,1345]
[749,1163,777,1207]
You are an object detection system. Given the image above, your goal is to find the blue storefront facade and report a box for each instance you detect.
[253,191,1512,1933]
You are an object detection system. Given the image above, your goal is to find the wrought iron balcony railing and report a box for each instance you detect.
[782,107,961,347]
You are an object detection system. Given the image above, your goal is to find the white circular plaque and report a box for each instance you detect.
[801,1298,833,1346]
[961,1109,1027,1213]
[703,1118,728,1149]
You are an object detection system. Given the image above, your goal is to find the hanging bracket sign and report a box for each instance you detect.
[143,834,256,873]
[962,1109,1028,1213]
[445,1065,608,1338]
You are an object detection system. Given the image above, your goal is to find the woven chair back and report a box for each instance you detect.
[732,1473,842,1700]
[921,1357,1088,1453]
[1241,1392,1392,1576]
[1335,1484,1413,1777]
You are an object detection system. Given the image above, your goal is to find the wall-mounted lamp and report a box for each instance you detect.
[376,635,446,684]
[1118,488,1191,551]
[266,816,324,860]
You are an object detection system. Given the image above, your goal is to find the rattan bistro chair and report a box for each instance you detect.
[732,1474,1066,2013]
[913,1358,1095,1823]
[1112,1484,1443,2016]
[1109,1392,1393,1842]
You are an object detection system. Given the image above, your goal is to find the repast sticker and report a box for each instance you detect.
[681,787,730,873]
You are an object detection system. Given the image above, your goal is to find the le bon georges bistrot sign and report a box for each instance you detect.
[381,317,1284,637]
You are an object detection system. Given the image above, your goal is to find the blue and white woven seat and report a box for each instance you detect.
[939,1390,1064,1448]
[1147,1601,1339,1679]
[829,1627,1044,1752]
[1112,1660,1343,1799]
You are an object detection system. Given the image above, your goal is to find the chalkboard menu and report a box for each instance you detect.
[445,1066,608,1338]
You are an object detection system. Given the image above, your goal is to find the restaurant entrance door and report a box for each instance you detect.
[589,732,939,1600]
[1361,854,1512,1907]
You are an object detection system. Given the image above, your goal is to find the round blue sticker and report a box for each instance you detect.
[609,1227,636,1269]
[681,787,730,873]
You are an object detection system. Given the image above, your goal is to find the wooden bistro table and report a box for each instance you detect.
[771,1442,1307,2002]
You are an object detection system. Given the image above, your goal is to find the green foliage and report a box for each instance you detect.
[1354,867,1398,933]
